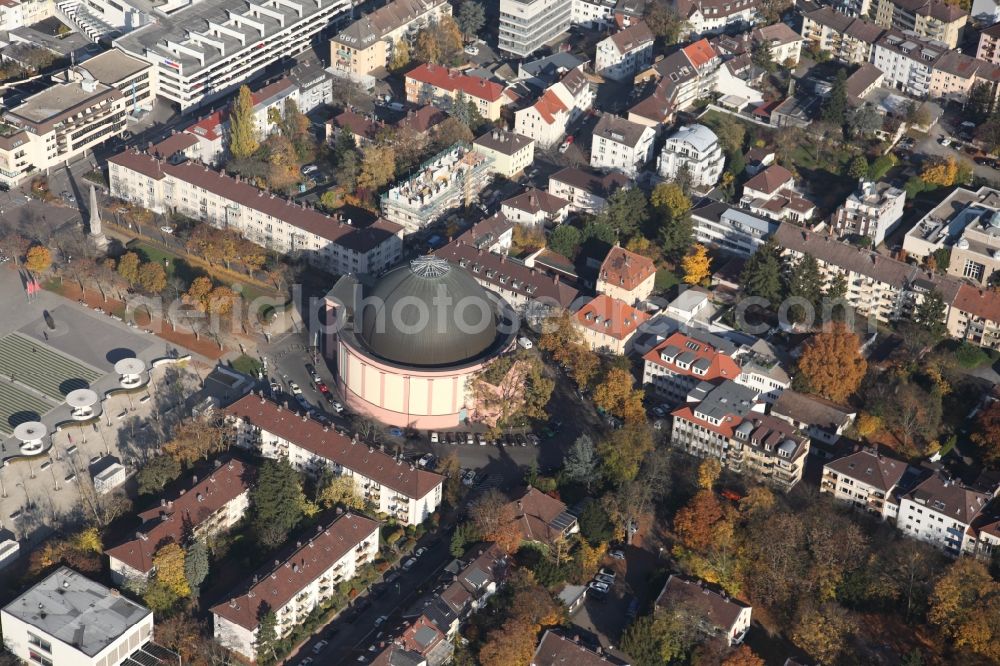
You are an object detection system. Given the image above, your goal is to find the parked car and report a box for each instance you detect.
[331,401,344,413]
[415,547,427,558]
[595,573,615,586]
[289,381,302,395]
[589,581,610,594]
[301,164,319,175]
[312,640,328,654]
[517,336,533,349]
[417,454,434,468]
[402,558,417,570]
[464,44,479,55]
[609,549,625,560]
[295,394,311,410]
[467,432,476,445]
[430,432,439,443]
[939,136,952,147]
[462,470,477,486]
[599,567,616,580]
[652,406,665,417]
[160,225,175,234]
[374,615,388,627]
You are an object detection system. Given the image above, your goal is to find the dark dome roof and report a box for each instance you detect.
[360,256,500,367]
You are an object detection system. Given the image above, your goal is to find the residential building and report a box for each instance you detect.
[501,189,571,227]
[110,146,404,277]
[665,288,711,324]
[947,283,1000,350]
[657,123,725,190]
[656,574,752,646]
[212,513,380,660]
[978,21,1000,65]
[398,615,452,665]
[548,166,629,214]
[595,21,654,81]
[473,130,535,179]
[822,447,909,520]
[771,389,856,447]
[114,0,352,110]
[433,241,582,311]
[590,114,656,177]
[329,0,451,79]
[773,222,961,324]
[381,143,493,232]
[1,567,158,666]
[405,64,514,121]
[514,68,594,148]
[690,200,778,258]
[226,395,444,524]
[902,186,1000,278]
[873,29,946,98]
[572,0,616,27]
[674,0,760,38]
[729,413,810,490]
[832,180,907,247]
[897,472,994,556]
[371,646,427,666]
[532,630,630,666]
[739,164,815,223]
[735,339,791,403]
[438,544,509,621]
[643,329,740,404]
[331,110,381,146]
[752,22,804,66]
[574,294,651,354]
[846,63,887,104]
[498,0,573,57]
[106,459,252,584]
[800,8,885,65]
[515,52,588,89]
[874,0,967,48]
[596,245,656,305]
[505,487,579,549]
[456,213,516,254]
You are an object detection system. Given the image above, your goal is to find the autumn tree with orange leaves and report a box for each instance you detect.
[468,489,522,554]
[479,571,562,666]
[796,323,867,403]
[673,489,727,552]
[971,401,1000,463]
[722,645,765,666]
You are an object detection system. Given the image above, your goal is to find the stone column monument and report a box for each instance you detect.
[88,184,109,251]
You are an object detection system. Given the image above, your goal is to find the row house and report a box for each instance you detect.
[821,447,909,520]
[212,513,380,660]
[873,0,967,48]
[656,574,752,646]
[800,8,885,66]
[740,164,815,224]
[831,179,907,247]
[226,395,444,525]
[500,188,571,227]
[106,459,253,584]
[405,64,516,121]
[547,166,629,214]
[514,68,594,148]
[574,294,650,355]
[595,20,654,81]
[329,0,451,79]
[590,113,656,178]
[109,147,404,277]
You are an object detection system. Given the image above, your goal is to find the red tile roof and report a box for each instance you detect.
[225,395,443,499]
[575,295,650,340]
[211,513,379,630]
[599,245,656,292]
[533,89,568,125]
[682,38,718,69]
[105,460,253,575]
[643,330,740,379]
[406,63,509,102]
[952,283,1000,323]
[506,487,575,546]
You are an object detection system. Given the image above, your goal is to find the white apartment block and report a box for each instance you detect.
[514,68,594,149]
[657,123,725,190]
[800,8,884,66]
[571,0,615,27]
[114,0,352,110]
[872,29,945,98]
[897,472,994,556]
[498,0,572,58]
[690,201,778,258]
[590,114,655,178]
[226,395,444,525]
[821,448,908,520]
[2,567,156,666]
[678,0,760,38]
[832,180,907,247]
[212,513,380,661]
[109,146,403,277]
[594,21,654,81]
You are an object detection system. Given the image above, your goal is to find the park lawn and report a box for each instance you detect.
[231,353,263,376]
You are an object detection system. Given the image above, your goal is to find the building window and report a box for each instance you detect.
[964,259,985,281]
[28,652,52,666]
[27,635,51,653]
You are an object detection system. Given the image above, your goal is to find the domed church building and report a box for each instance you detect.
[323,256,519,429]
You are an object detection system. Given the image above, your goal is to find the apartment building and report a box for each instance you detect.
[571,0,616,27]
[548,166,629,214]
[595,21,654,81]
[832,180,907,247]
[675,0,760,38]
[381,143,493,232]
[656,575,752,646]
[689,200,778,258]
[590,114,656,177]
[752,22,804,66]
[498,0,572,57]
[740,164,815,223]
[330,0,450,79]
[874,0,967,48]
[948,283,1000,350]
[771,389,856,447]
[774,222,961,324]
[2,567,156,666]
[472,130,534,179]
[500,189,571,227]
[800,8,885,65]
[596,245,656,305]
[657,123,725,189]
[455,213,515,254]
[643,329,740,404]
[212,513,380,660]
[226,395,444,524]
[897,472,994,556]
[821,447,909,520]
[735,339,791,403]
[574,294,650,354]
[873,29,946,98]
[729,413,809,490]
[106,459,252,584]
[109,147,404,276]
[114,0,352,110]
[978,21,1000,65]
[514,68,594,148]
[669,379,763,458]
[405,64,515,121]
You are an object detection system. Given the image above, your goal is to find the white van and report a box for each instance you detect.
[517,337,533,349]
